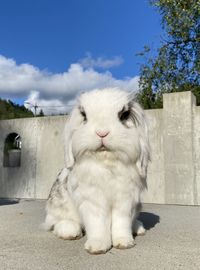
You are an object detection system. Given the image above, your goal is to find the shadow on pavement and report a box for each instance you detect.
[138,212,160,230]
[0,198,19,206]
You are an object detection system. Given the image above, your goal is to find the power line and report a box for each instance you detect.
[24,102,73,116]
[37,105,74,108]
[24,102,38,116]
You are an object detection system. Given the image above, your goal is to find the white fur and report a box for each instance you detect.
[44,88,150,254]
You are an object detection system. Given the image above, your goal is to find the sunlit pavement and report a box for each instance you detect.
[0,200,199,270]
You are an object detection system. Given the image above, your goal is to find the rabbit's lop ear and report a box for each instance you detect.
[64,106,82,169]
[129,100,151,184]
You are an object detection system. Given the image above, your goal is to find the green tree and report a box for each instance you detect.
[0,98,34,120]
[137,0,200,109]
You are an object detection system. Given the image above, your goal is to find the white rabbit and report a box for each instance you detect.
[44,88,150,254]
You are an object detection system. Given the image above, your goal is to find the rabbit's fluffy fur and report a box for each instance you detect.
[44,88,150,254]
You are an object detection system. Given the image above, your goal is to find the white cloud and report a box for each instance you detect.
[0,54,139,115]
[79,53,124,69]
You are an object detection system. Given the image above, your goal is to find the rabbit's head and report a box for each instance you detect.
[65,88,150,180]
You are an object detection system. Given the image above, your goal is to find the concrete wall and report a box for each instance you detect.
[0,116,66,199]
[0,91,200,205]
[141,91,200,205]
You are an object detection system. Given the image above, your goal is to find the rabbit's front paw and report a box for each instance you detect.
[113,236,135,249]
[53,220,82,240]
[84,238,111,254]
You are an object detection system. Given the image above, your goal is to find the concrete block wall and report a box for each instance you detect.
[142,91,200,205]
[0,91,199,205]
[0,116,66,199]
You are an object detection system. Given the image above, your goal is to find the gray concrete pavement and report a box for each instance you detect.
[0,200,199,270]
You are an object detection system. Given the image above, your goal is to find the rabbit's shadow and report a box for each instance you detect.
[138,212,160,230]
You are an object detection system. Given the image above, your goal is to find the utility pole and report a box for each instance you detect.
[25,102,38,116]
[33,103,38,116]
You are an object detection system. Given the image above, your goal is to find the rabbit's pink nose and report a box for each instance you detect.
[96,130,110,138]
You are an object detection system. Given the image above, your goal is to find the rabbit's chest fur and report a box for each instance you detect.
[67,151,141,208]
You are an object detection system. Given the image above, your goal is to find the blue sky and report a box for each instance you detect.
[0,0,162,113]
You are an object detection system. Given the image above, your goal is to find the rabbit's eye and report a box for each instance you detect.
[80,107,87,122]
[118,107,131,122]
